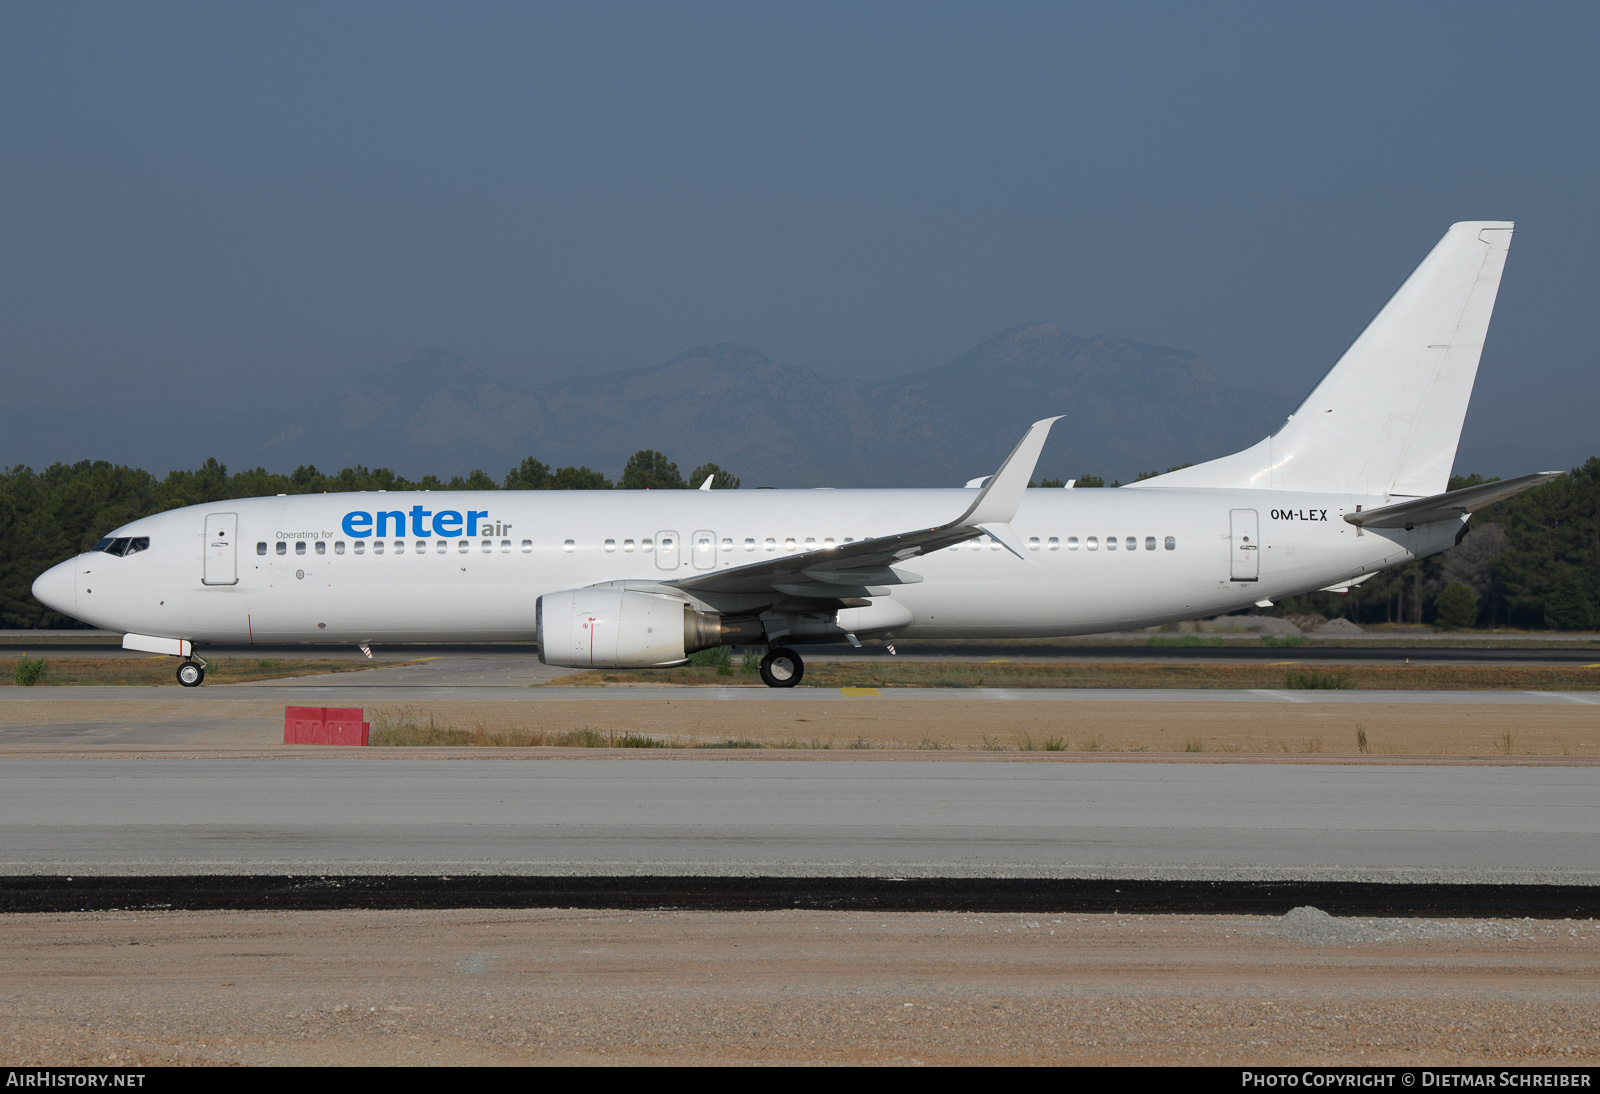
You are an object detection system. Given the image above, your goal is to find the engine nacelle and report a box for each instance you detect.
[537,588,726,668]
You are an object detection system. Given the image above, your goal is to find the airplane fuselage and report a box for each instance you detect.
[39,486,1448,647]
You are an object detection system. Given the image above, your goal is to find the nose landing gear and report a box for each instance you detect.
[176,659,206,687]
[759,646,804,688]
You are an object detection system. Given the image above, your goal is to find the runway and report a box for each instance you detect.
[4,757,1597,885]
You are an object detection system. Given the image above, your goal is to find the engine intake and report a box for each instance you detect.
[536,588,731,668]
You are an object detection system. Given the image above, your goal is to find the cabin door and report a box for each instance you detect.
[1229,509,1259,582]
[655,530,680,571]
[691,529,717,571]
[203,513,239,586]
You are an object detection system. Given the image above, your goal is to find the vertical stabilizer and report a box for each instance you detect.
[1133,222,1513,497]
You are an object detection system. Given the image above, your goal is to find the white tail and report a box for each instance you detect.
[1134,222,1513,497]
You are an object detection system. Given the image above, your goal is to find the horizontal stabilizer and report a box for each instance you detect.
[1344,471,1558,529]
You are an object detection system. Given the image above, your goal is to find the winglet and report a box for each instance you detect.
[698,475,715,491]
[952,417,1062,528]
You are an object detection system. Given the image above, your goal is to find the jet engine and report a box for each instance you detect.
[536,588,731,668]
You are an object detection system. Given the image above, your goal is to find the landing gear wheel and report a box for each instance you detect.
[759,647,804,688]
[176,661,205,687]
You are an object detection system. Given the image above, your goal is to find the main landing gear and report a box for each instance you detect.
[176,658,206,687]
[759,646,804,688]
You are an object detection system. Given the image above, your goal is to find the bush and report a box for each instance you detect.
[1285,668,1354,690]
[740,648,762,675]
[688,645,733,669]
[1434,581,1479,630]
[13,657,47,686]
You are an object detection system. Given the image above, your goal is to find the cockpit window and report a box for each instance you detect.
[92,538,114,552]
[123,537,149,556]
[105,538,131,556]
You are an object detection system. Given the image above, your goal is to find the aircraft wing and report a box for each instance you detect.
[668,417,1061,600]
[1343,471,1560,530]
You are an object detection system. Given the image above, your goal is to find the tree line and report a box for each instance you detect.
[1,453,1594,630]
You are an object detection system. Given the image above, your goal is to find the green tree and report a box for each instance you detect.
[1029,478,1066,488]
[1434,582,1478,630]
[1544,567,1597,631]
[548,466,611,490]
[446,470,499,490]
[621,450,685,490]
[503,457,551,490]
[688,462,739,489]
[1075,474,1106,488]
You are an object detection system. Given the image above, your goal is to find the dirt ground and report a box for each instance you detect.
[1,907,1596,1066]
[1,696,1596,757]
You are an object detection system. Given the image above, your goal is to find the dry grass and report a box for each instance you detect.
[0,657,417,687]
[561,660,1600,691]
[358,697,1600,757]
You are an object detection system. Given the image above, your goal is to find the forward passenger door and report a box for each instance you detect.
[203,513,239,586]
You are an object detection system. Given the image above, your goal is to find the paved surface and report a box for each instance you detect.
[7,907,1597,1066]
[4,758,1597,883]
[6,635,1599,665]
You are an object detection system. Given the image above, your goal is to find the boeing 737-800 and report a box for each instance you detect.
[31,222,1555,687]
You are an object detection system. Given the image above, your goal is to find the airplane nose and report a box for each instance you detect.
[31,561,76,616]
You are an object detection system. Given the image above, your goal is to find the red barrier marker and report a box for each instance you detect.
[283,706,368,746]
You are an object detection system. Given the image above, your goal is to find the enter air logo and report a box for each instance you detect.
[341,507,511,538]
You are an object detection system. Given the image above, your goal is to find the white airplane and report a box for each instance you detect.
[32,221,1555,687]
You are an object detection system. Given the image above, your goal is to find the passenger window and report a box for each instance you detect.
[1145,536,1156,551]
[803,537,816,550]
[1127,536,1138,551]
[784,538,796,552]
[335,541,346,555]
[394,540,405,555]
[743,538,755,552]
[990,536,1001,551]
[295,541,307,556]
[1165,536,1176,551]
[501,540,512,553]
[604,539,616,553]
[415,540,426,554]
[764,538,775,552]
[482,539,493,553]
[276,542,287,556]
[1027,537,1040,551]
[1086,536,1098,551]
[1064,536,1075,550]
[721,538,733,552]
[521,540,532,553]
[562,539,574,553]
[823,538,835,547]
[458,540,469,554]
[257,542,267,555]
[436,540,447,554]
[969,538,981,551]
[1107,536,1117,551]
[643,539,654,552]
[624,539,636,553]
[315,541,326,555]
[373,541,384,555]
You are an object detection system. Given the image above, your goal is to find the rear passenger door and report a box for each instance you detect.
[1229,509,1259,582]
[203,513,239,586]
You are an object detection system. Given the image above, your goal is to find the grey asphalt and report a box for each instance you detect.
[1,683,1595,704]
[3,758,1597,884]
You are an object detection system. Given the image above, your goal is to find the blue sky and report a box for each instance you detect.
[1,2,1595,473]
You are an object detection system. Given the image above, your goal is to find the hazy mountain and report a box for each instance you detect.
[0,327,1295,487]
[249,327,1291,487]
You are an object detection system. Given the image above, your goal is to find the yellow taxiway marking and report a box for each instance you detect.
[1270,661,1302,666]
[840,687,883,697]
[1586,664,1600,669]
[984,659,1016,663]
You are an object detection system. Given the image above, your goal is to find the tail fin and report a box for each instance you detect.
[1133,221,1513,497]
